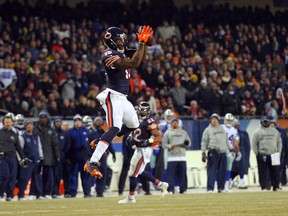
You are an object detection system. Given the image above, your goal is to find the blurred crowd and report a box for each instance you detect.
[0,0,288,119]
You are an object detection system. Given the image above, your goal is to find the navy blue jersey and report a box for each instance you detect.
[101,49,131,95]
[132,117,157,143]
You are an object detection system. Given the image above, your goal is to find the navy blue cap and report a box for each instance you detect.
[39,110,49,118]
[53,116,62,122]
[24,120,33,127]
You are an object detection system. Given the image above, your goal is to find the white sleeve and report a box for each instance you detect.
[38,136,44,159]
[19,136,25,149]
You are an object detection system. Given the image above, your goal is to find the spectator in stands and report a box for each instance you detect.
[209,83,222,115]
[129,70,147,94]
[222,84,241,115]
[186,100,207,120]
[143,88,157,117]
[169,80,189,115]
[241,90,256,116]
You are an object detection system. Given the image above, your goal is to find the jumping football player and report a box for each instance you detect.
[84,26,154,178]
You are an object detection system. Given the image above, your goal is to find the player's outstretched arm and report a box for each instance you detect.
[113,25,153,70]
[150,128,162,143]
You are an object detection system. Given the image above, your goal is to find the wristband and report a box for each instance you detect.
[139,42,145,45]
[148,138,154,143]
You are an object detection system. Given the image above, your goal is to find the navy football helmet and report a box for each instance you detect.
[138,101,150,120]
[103,27,127,53]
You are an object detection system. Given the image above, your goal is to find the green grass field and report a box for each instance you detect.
[0,191,287,216]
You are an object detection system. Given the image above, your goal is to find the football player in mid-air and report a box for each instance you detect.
[118,102,169,204]
[221,113,241,192]
[84,26,154,178]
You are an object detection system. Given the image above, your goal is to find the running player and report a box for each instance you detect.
[118,102,169,204]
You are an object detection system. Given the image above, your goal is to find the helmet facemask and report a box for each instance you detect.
[15,114,25,129]
[83,115,93,129]
[164,109,174,124]
[224,113,234,128]
[103,27,128,54]
[138,102,150,120]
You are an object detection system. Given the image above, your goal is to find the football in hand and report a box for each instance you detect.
[138,25,154,47]
[145,35,154,47]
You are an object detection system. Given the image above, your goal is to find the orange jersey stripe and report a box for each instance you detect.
[105,93,113,128]
[132,157,144,177]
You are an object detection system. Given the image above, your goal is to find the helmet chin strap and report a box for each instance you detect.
[117,47,125,53]
[225,123,233,128]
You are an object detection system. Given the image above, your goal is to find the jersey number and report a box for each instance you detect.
[228,134,234,143]
[104,51,112,56]
[125,70,130,79]
[133,128,142,142]
[147,118,154,124]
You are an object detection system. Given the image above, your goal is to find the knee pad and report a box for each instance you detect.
[101,127,120,144]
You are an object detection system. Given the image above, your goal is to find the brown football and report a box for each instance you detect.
[145,35,154,47]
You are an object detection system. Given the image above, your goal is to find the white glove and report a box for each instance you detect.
[235,152,242,161]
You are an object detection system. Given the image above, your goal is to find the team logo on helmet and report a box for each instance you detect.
[104,32,112,39]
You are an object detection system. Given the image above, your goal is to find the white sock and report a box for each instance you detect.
[90,141,109,163]
[239,178,244,185]
[225,181,229,189]
[214,181,218,190]
[156,181,163,187]
[128,194,135,200]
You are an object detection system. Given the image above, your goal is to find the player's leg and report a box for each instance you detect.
[0,157,9,200]
[224,151,234,192]
[217,153,227,192]
[207,150,218,192]
[68,162,79,197]
[140,170,169,198]
[87,93,123,177]
[16,163,33,199]
[32,162,43,198]
[166,161,176,193]
[122,99,139,132]
[138,148,168,198]
[139,163,151,195]
[118,150,143,204]
[178,161,187,193]
[6,156,18,200]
